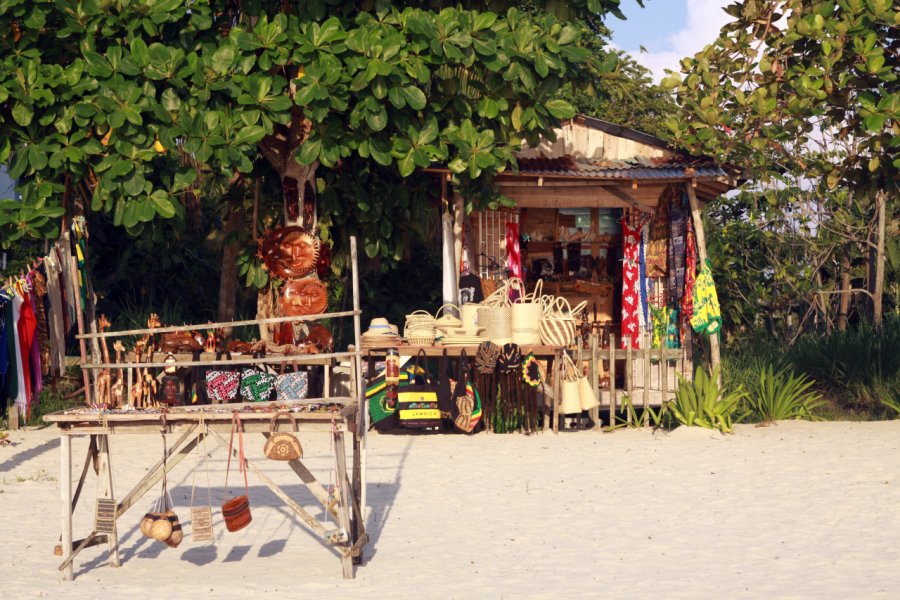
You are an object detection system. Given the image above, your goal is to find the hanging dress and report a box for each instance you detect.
[11,292,27,414]
[620,219,641,349]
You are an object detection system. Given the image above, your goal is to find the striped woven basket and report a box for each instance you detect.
[539,296,587,347]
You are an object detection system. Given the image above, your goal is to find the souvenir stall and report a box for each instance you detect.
[2,218,90,428]
[43,232,369,581]
[422,115,739,427]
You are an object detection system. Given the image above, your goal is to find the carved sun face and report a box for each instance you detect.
[282,278,328,316]
[262,227,321,279]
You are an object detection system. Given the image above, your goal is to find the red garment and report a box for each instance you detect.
[620,220,641,349]
[681,219,697,343]
[505,222,522,280]
[17,292,38,412]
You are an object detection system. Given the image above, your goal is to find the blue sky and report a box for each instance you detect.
[607,0,733,82]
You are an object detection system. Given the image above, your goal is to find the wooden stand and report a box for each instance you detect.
[47,237,369,581]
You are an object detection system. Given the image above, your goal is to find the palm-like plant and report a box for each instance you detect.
[667,366,745,433]
[748,365,823,423]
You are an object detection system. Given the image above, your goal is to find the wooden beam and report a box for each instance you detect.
[685,183,722,381]
[607,187,653,213]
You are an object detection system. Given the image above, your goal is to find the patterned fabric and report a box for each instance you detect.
[668,197,688,306]
[690,260,723,335]
[651,305,667,349]
[638,220,651,340]
[275,371,309,401]
[522,353,542,388]
[506,222,522,281]
[681,218,697,343]
[496,343,522,374]
[475,341,501,374]
[646,202,669,277]
[239,369,277,402]
[620,219,641,349]
[205,370,240,403]
[666,306,681,349]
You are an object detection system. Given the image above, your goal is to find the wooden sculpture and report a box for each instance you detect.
[94,315,113,408]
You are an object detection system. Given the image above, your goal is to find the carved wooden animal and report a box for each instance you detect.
[94,315,113,407]
[111,341,125,407]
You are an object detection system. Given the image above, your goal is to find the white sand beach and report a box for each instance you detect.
[2,421,899,599]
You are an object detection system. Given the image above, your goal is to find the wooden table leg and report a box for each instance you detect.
[60,433,73,581]
[553,353,561,434]
[333,431,355,579]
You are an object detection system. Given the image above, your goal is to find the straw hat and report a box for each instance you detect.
[364,318,397,336]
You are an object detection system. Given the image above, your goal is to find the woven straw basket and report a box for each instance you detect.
[511,278,543,346]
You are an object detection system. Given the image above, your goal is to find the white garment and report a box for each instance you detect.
[11,292,27,413]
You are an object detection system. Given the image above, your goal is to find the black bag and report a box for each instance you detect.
[397,350,441,429]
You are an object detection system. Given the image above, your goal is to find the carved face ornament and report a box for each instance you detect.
[261,227,321,279]
[282,278,328,316]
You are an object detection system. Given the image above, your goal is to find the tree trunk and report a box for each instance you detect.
[837,253,851,332]
[217,205,244,324]
[873,189,886,327]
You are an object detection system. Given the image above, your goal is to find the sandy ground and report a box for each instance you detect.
[1,420,899,599]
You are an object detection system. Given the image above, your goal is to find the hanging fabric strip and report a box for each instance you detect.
[638,219,651,340]
[32,268,51,377]
[43,252,66,376]
[681,217,697,344]
[505,221,522,281]
[620,218,641,349]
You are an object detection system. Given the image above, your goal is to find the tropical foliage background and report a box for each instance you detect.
[1,0,897,424]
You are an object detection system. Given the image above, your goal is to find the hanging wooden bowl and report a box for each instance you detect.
[282,278,328,316]
[261,227,321,279]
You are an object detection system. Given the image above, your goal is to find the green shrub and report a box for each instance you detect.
[788,315,900,413]
[666,366,746,433]
[747,364,823,423]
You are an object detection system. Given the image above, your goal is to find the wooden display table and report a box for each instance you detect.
[360,344,566,432]
[44,403,367,581]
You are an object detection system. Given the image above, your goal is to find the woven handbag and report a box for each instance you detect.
[205,352,240,403]
[511,278,543,346]
[560,353,584,414]
[222,412,252,533]
[478,280,512,345]
[263,411,303,461]
[239,367,277,402]
[275,370,309,402]
[540,297,587,347]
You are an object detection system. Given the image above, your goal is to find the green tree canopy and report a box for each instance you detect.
[0,0,641,248]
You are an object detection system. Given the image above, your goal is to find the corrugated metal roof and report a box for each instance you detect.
[514,155,728,180]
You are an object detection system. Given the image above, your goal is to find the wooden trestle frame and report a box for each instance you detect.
[44,238,369,581]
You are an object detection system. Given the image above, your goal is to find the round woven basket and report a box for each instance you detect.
[406,330,435,346]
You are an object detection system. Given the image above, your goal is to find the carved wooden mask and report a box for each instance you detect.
[261,226,321,279]
[282,278,328,316]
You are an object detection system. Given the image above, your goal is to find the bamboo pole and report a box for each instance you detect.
[71,256,93,405]
[684,183,721,380]
[609,334,617,423]
[642,334,650,426]
[75,310,361,340]
[350,236,367,523]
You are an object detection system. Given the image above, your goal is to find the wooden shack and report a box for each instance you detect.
[430,115,742,415]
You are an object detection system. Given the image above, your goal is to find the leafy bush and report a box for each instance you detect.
[747,365,823,423]
[788,315,900,414]
[666,366,745,433]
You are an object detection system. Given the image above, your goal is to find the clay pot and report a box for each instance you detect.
[140,512,158,538]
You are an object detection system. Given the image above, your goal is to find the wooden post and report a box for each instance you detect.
[661,346,669,405]
[590,333,600,428]
[642,334,650,426]
[609,334,617,424]
[350,236,367,523]
[71,256,93,405]
[60,433,73,581]
[684,183,721,381]
[625,338,633,423]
